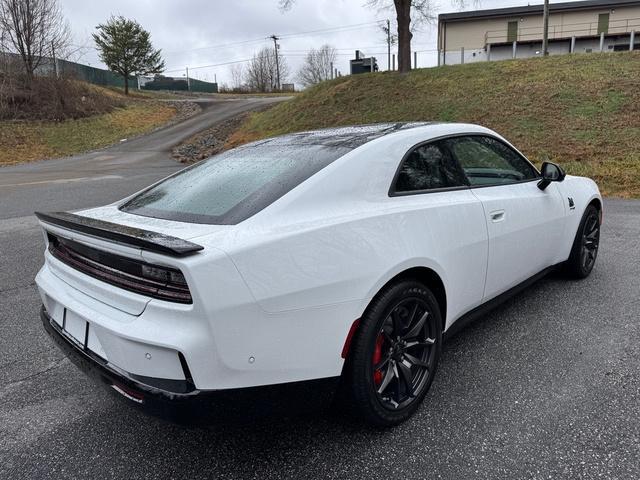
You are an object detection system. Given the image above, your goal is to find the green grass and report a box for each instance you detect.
[230,51,640,198]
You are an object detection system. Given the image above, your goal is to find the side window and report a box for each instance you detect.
[445,136,539,186]
[394,141,468,193]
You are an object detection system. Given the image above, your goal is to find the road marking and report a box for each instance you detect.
[0,174,123,188]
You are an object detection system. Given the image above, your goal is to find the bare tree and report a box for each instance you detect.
[245,49,270,92]
[297,44,336,87]
[244,46,289,92]
[0,0,70,85]
[229,62,244,90]
[279,0,474,74]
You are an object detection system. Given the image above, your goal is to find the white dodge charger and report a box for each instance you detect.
[35,123,602,426]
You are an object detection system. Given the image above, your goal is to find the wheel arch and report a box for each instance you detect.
[588,197,602,210]
[340,265,447,370]
[587,197,602,221]
[365,266,447,333]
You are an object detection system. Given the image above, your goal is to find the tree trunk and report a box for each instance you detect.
[24,67,34,88]
[394,0,412,73]
[124,74,129,95]
[20,53,35,88]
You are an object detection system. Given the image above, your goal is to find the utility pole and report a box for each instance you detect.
[387,19,391,71]
[270,34,281,90]
[186,66,191,91]
[542,0,550,56]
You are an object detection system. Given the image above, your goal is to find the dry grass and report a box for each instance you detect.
[0,101,175,165]
[230,52,640,198]
[0,76,135,121]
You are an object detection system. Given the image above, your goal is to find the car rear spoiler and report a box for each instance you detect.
[34,211,204,257]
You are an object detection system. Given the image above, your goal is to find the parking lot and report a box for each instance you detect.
[0,122,638,478]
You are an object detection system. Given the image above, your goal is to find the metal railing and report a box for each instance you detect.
[484,17,640,45]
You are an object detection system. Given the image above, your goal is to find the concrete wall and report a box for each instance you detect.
[441,4,640,50]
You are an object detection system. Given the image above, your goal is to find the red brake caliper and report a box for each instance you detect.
[373,333,384,386]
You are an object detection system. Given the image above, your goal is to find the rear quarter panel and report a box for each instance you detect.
[228,191,488,329]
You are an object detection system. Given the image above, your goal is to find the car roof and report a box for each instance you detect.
[238,122,491,151]
[238,123,442,150]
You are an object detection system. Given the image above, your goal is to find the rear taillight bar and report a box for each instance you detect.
[47,233,192,304]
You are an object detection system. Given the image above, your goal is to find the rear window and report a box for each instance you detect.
[120,142,350,224]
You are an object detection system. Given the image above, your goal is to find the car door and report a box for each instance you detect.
[444,135,566,301]
[390,139,488,328]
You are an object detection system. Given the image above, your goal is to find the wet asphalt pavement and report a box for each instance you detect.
[0,102,638,478]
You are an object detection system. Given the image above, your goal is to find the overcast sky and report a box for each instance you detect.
[59,0,579,87]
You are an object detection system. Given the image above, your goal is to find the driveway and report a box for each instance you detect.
[0,105,638,478]
[0,96,284,219]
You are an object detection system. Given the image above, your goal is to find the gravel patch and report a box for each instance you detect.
[163,100,201,125]
[172,112,249,163]
[172,104,272,163]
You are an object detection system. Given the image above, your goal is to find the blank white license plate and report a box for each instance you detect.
[63,308,87,347]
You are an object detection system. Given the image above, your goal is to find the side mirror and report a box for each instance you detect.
[538,161,566,190]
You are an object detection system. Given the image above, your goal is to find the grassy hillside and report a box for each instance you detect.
[0,84,177,165]
[230,52,640,198]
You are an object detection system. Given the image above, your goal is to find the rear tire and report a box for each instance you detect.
[341,280,442,427]
[564,205,600,279]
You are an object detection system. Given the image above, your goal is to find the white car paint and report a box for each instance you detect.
[35,123,602,392]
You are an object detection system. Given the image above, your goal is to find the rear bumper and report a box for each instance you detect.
[40,305,340,421]
[40,306,199,403]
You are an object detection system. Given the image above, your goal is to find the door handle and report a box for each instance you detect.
[489,209,505,222]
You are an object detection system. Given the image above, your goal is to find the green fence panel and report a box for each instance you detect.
[57,59,137,88]
[1,53,218,93]
[142,77,218,93]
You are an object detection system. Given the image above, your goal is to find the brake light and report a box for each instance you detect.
[47,233,192,303]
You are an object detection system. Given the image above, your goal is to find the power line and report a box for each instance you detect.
[281,45,389,52]
[164,58,254,73]
[164,37,269,55]
[278,21,384,38]
[163,21,384,56]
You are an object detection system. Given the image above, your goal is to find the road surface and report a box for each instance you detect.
[0,101,638,479]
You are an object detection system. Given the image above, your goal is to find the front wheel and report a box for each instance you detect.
[564,205,601,278]
[341,280,442,427]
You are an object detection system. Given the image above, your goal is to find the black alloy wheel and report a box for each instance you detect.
[565,204,601,278]
[580,210,600,272]
[372,297,437,410]
[342,280,442,427]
